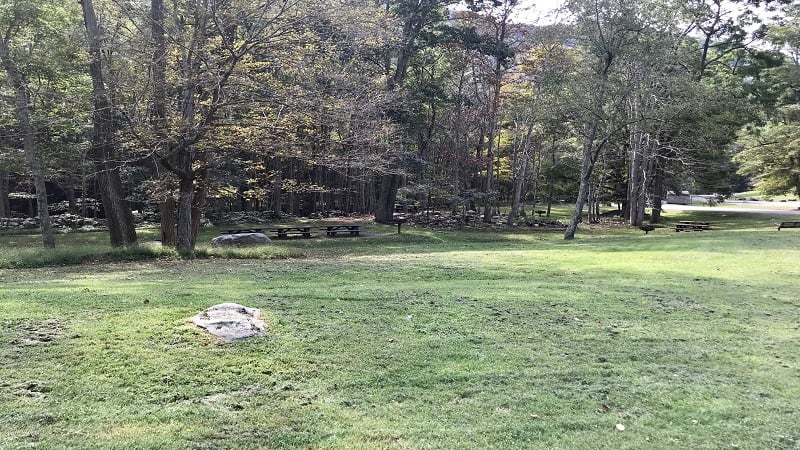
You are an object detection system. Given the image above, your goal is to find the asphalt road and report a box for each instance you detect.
[661,201,800,216]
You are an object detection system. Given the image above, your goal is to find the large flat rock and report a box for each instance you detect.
[211,233,271,247]
[192,303,267,340]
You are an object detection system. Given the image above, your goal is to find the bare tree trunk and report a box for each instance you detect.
[150,0,178,247]
[174,144,195,251]
[0,171,9,217]
[375,174,400,224]
[272,157,283,213]
[546,140,557,217]
[0,40,55,248]
[509,117,538,224]
[650,155,665,224]
[508,155,528,224]
[627,124,648,226]
[190,173,208,248]
[483,131,496,223]
[65,187,77,214]
[81,0,137,246]
[564,43,617,239]
[160,196,177,246]
[565,120,606,240]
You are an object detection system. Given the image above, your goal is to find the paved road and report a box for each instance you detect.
[661,201,800,216]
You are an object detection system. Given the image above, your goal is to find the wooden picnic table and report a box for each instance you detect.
[268,226,312,238]
[777,221,800,230]
[219,228,264,234]
[674,221,712,232]
[320,224,361,237]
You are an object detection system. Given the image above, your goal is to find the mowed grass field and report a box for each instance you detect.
[1,211,798,449]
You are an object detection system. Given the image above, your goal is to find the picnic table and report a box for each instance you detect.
[220,226,312,238]
[777,221,800,230]
[674,221,711,232]
[320,224,361,237]
[219,228,264,234]
[267,226,312,238]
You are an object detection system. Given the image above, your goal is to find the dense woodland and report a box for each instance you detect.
[1,0,798,250]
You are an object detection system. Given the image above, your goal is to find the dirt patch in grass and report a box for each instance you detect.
[7,318,67,346]
[14,380,51,399]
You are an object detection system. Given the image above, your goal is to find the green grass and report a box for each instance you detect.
[733,191,799,202]
[1,212,799,449]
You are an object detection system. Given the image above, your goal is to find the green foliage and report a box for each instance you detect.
[736,106,800,196]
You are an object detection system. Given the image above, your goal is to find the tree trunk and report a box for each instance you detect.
[565,120,604,240]
[272,157,283,213]
[190,183,207,249]
[161,196,177,246]
[483,132,495,223]
[509,120,537,224]
[65,187,77,214]
[151,0,178,247]
[174,143,195,252]
[81,0,137,246]
[0,40,56,248]
[627,125,648,226]
[375,174,400,224]
[565,44,616,240]
[0,171,9,217]
[508,157,528,225]
[650,155,665,224]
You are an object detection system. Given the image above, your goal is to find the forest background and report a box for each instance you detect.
[1,0,799,250]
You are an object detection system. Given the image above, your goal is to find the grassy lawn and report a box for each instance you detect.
[1,211,799,449]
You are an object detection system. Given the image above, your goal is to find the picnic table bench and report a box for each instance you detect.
[777,221,800,230]
[219,228,264,234]
[220,226,312,238]
[674,221,712,232]
[320,224,361,237]
[268,226,312,238]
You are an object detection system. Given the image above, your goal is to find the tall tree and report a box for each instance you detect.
[80,0,138,246]
[562,0,639,240]
[735,2,800,196]
[463,0,519,223]
[0,0,77,248]
[142,0,304,251]
[374,0,458,224]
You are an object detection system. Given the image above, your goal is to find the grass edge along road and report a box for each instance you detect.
[1,213,799,449]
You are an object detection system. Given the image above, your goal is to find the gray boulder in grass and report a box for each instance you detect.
[192,303,267,340]
[211,233,270,247]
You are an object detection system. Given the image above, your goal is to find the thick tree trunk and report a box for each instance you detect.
[161,196,177,246]
[375,174,400,224]
[97,166,138,245]
[81,0,137,246]
[176,173,194,252]
[0,40,55,248]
